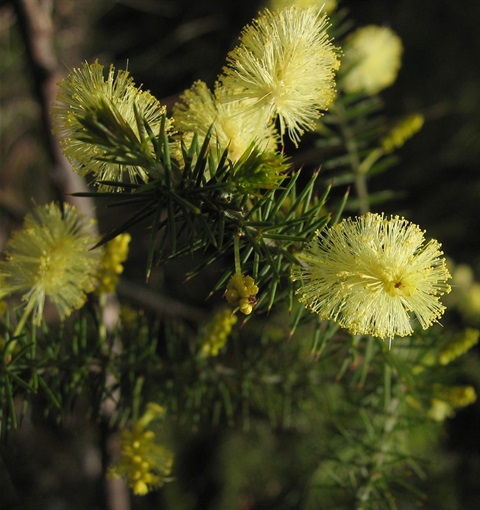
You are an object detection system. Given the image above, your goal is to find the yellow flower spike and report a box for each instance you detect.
[341,25,403,95]
[291,213,452,341]
[0,202,101,325]
[381,114,424,154]
[198,307,238,358]
[225,274,259,315]
[220,7,340,146]
[438,328,479,366]
[440,386,477,409]
[109,403,173,496]
[96,233,131,295]
[428,385,477,422]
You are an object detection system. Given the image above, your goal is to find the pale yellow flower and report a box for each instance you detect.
[292,213,451,340]
[341,25,403,95]
[54,61,171,190]
[0,202,100,324]
[220,7,340,145]
[269,0,337,13]
[173,80,279,162]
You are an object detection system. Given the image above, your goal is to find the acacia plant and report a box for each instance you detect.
[0,2,478,509]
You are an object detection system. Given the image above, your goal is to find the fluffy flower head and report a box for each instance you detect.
[341,25,403,95]
[291,213,452,340]
[0,202,100,324]
[54,61,170,190]
[173,80,279,162]
[270,0,337,13]
[220,7,340,145]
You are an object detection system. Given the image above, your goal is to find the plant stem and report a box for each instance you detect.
[334,99,370,214]
[234,234,241,274]
[4,304,34,361]
[356,365,399,509]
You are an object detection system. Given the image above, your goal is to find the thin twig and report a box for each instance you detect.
[334,98,370,214]
[10,0,96,220]
[117,279,206,323]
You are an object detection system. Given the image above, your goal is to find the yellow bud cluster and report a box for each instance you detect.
[198,307,238,357]
[438,328,479,366]
[439,385,477,409]
[96,233,131,294]
[109,403,173,495]
[428,386,477,422]
[118,429,160,495]
[381,114,424,154]
[225,274,259,315]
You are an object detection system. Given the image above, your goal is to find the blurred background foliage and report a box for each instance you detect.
[0,0,479,509]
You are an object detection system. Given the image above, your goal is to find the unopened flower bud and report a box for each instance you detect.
[225,274,259,315]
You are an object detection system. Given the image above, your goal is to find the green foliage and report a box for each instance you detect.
[1,2,479,510]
